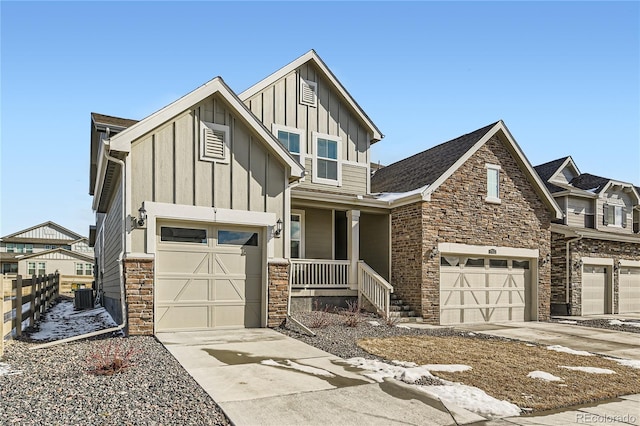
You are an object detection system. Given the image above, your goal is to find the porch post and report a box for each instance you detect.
[347,210,360,290]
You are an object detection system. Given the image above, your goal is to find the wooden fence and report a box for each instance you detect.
[1,273,60,355]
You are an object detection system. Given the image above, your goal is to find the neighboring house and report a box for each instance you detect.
[534,157,640,316]
[371,121,563,324]
[0,222,94,289]
[89,50,565,335]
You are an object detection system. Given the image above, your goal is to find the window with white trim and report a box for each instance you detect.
[299,78,317,107]
[85,263,94,276]
[200,121,229,163]
[290,211,305,258]
[76,263,84,275]
[28,262,46,276]
[485,164,501,203]
[272,124,304,163]
[37,262,46,275]
[603,204,626,227]
[312,132,341,185]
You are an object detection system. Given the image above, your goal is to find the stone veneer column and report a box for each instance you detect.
[123,258,154,336]
[267,259,290,327]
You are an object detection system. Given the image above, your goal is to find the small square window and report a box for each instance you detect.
[273,124,305,163]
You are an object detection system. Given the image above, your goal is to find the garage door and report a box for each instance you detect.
[619,267,640,314]
[440,256,531,325]
[581,265,607,315]
[155,223,263,332]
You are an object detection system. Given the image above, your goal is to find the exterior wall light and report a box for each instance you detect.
[137,206,147,227]
[541,253,551,266]
[614,260,622,272]
[429,246,439,259]
[274,218,283,238]
[574,259,583,270]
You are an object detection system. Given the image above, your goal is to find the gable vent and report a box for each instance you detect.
[200,121,229,163]
[299,78,317,107]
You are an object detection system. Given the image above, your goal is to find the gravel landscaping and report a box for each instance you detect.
[550,317,640,334]
[1,300,230,426]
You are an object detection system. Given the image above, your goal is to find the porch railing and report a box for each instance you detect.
[290,259,350,288]
[358,261,393,319]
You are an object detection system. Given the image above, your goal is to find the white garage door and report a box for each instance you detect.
[155,223,263,332]
[440,256,531,325]
[581,265,607,315]
[619,267,640,314]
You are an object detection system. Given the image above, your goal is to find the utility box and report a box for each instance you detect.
[74,288,94,310]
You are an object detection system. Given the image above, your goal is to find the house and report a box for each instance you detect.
[90,51,564,335]
[0,221,94,290]
[370,121,563,324]
[534,157,640,316]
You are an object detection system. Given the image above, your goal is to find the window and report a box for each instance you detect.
[489,259,508,268]
[28,262,36,275]
[2,263,17,274]
[218,230,258,246]
[200,121,229,163]
[28,262,45,275]
[6,243,14,253]
[160,227,207,244]
[37,262,46,275]
[512,260,530,269]
[486,164,501,203]
[85,263,94,276]
[290,212,304,258]
[25,244,33,254]
[603,204,626,227]
[312,132,341,185]
[299,78,317,107]
[273,124,304,163]
[45,245,58,250]
[76,263,84,275]
[465,258,485,267]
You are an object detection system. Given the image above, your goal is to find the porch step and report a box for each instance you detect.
[388,294,421,322]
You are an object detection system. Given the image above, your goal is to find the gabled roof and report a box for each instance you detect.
[569,173,610,193]
[16,248,94,262]
[91,113,138,131]
[238,49,383,143]
[1,221,84,241]
[371,121,563,219]
[534,157,573,194]
[371,122,497,193]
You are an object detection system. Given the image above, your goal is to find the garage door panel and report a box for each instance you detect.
[582,265,607,315]
[155,223,263,332]
[156,305,209,330]
[156,278,209,301]
[619,268,640,314]
[156,250,210,274]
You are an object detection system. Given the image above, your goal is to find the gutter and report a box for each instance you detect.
[33,133,128,349]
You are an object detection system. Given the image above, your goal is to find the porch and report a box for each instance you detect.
[287,204,394,316]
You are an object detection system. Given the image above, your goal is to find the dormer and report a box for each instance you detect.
[548,157,580,186]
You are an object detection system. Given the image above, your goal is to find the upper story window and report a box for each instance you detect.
[485,164,501,204]
[272,124,304,163]
[6,243,33,254]
[28,261,46,276]
[312,132,342,186]
[603,204,626,228]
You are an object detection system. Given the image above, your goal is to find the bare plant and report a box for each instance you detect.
[306,300,332,328]
[384,312,401,327]
[87,339,138,375]
[342,299,362,327]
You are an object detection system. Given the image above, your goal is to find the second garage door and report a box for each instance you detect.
[155,223,263,332]
[440,256,531,325]
[581,265,607,315]
[619,267,640,314]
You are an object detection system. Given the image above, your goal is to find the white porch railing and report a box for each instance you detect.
[358,261,393,318]
[290,259,350,288]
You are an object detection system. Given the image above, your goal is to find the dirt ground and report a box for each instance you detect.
[358,335,640,411]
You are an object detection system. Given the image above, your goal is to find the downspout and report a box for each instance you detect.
[33,131,128,349]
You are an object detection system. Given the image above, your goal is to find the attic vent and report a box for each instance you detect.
[299,78,317,107]
[200,121,229,163]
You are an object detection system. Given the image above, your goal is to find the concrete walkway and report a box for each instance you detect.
[157,329,483,426]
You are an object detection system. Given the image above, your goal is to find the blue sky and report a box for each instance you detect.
[1,1,638,236]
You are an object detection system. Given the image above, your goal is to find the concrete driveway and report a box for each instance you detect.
[455,320,640,360]
[157,328,482,426]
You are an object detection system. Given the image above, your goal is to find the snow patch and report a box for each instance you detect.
[527,370,563,382]
[367,320,381,327]
[0,362,21,376]
[546,345,593,356]
[560,366,616,374]
[260,359,335,377]
[604,357,640,369]
[346,358,470,383]
[418,384,521,419]
[374,185,429,202]
[557,320,578,324]
[29,300,117,341]
[609,319,624,326]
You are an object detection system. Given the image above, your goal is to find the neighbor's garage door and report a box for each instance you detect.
[619,267,640,314]
[440,256,531,325]
[581,265,608,315]
[155,223,263,332]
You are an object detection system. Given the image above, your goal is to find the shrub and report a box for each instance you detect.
[87,339,138,375]
[342,299,362,327]
[307,300,332,328]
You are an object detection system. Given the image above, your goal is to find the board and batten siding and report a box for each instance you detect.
[566,197,594,228]
[11,224,76,241]
[129,93,287,257]
[244,62,371,195]
[304,208,333,259]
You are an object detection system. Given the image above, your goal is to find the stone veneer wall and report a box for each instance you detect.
[550,232,569,314]
[392,136,553,324]
[123,258,154,335]
[267,259,289,327]
[560,236,639,315]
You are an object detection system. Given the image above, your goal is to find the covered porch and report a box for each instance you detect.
[287,198,393,316]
